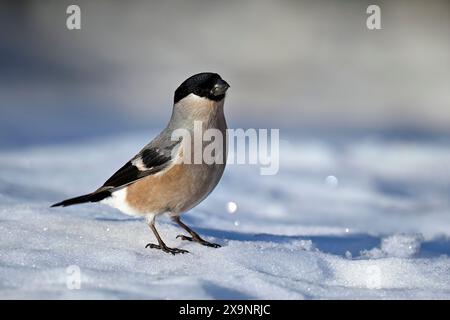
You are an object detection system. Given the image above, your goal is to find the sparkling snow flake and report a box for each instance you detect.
[227,201,238,214]
[325,175,339,188]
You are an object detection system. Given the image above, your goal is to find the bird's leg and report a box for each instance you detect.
[173,216,221,248]
[145,219,188,255]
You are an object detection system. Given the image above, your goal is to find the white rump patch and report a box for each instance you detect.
[101,188,141,216]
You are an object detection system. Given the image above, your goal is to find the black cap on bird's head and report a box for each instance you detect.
[174,72,230,104]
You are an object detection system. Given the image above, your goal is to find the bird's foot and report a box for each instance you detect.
[176,235,221,248]
[145,243,189,255]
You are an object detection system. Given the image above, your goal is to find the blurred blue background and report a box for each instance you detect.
[0,0,449,148]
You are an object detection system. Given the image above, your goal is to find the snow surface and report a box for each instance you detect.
[1,132,450,299]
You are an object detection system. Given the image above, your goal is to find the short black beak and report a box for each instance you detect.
[211,79,230,96]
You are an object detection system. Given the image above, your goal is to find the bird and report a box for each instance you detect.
[51,72,230,255]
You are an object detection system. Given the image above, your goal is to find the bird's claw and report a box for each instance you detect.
[176,234,194,241]
[176,235,221,248]
[145,243,189,255]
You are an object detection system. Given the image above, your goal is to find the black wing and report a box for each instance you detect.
[101,143,179,190]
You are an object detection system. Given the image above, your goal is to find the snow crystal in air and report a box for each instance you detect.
[227,201,238,214]
[325,175,339,188]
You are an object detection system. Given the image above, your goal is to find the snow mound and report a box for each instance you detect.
[361,234,424,259]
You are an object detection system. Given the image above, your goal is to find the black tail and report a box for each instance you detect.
[51,190,111,207]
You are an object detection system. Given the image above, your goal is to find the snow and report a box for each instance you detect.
[360,234,424,259]
[1,132,450,299]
